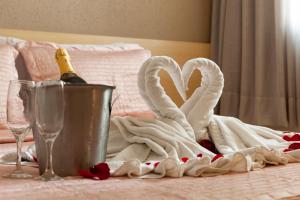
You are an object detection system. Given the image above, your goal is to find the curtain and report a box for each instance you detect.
[211,0,300,131]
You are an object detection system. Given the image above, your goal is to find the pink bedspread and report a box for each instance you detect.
[1,142,300,200]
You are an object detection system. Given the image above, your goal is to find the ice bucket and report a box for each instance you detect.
[33,83,115,176]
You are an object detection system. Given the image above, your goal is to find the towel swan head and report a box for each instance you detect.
[138,56,194,139]
[180,58,224,140]
[138,56,187,110]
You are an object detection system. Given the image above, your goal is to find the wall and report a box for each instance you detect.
[0,0,211,42]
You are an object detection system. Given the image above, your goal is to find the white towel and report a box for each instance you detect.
[106,56,252,177]
[180,58,224,141]
[105,56,299,177]
[179,58,300,167]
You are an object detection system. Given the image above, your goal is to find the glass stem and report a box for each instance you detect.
[45,139,55,174]
[15,136,23,171]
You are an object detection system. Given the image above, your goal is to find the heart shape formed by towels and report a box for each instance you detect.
[138,56,224,140]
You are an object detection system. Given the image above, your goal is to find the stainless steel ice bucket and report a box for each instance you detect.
[33,84,115,176]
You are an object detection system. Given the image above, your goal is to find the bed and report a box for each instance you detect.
[0,28,300,200]
[1,141,300,200]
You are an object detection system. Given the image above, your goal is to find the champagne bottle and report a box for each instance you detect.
[55,48,87,84]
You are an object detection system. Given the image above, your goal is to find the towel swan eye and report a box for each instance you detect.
[137,56,194,139]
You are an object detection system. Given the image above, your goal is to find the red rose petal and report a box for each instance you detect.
[79,163,110,180]
[199,139,214,151]
[145,162,151,165]
[283,133,300,141]
[197,153,203,158]
[283,135,291,141]
[288,143,300,150]
[94,163,110,172]
[181,157,189,163]
[154,162,160,168]
[33,156,38,162]
[290,134,300,141]
[283,148,292,153]
[79,169,98,179]
[212,154,223,162]
[198,139,219,154]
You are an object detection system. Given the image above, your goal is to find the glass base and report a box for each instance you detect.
[3,169,32,179]
[35,170,63,181]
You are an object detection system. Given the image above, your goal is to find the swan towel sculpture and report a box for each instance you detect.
[105,56,300,178]
[4,56,300,178]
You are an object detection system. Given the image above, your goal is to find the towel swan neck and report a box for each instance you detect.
[138,56,194,139]
[180,58,224,140]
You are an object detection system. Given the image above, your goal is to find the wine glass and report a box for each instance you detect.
[35,80,64,181]
[5,80,35,179]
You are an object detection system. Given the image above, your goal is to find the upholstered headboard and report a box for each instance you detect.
[0,28,210,106]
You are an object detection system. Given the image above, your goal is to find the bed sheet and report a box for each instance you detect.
[1,142,300,200]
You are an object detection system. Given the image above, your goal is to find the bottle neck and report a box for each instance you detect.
[57,58,76,75]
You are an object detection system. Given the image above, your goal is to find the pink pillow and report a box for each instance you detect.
[0,45,18,129]
[19,43,152,114]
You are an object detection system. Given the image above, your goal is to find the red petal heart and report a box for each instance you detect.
[154,162,160,168]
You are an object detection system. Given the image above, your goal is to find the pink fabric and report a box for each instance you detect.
[1,142,300,200]
[19,42,151,114]
[0,45,18,129]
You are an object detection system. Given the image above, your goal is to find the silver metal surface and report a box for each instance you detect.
[33,84,115,176]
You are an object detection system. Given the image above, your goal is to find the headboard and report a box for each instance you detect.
[0,28,210,106]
